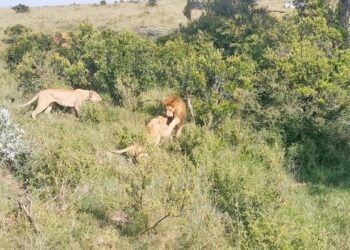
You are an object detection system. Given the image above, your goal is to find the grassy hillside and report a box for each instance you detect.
[0,0,349,249]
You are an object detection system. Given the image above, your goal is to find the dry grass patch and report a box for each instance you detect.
[0,0,291,39]
[0,0,189,36]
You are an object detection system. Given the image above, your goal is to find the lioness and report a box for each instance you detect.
[20,88,102,119]
[111,115,179,162]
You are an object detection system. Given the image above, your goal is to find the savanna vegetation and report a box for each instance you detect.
[0,0,350,249]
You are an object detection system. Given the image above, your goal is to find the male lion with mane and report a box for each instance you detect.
[162,95,187,138]
[112,95,187,162]
[20,88,102,119]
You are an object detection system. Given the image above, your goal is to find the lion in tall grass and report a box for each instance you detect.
[111,95,187,162]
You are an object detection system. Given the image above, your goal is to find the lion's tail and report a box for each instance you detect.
[110,144,145,156]
[19,93,39,108]
[110,147,132,155]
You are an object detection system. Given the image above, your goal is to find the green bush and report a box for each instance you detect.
[22,127,98,194]
[4,2,350,246]
[79,102,105,123]
[12,4,30,13]
[147,0,157,7]
[3,24,31,44]
[5,31,53,70]
[16,52,67,95]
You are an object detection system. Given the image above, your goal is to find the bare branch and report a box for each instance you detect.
[17,200,39,234]
[140,213,170,235]
[8,196,40,235]
[268,10,287,14]
[187,98,196,124]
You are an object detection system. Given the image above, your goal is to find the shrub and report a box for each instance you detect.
[120,150,207,237]
[12,4,30,13]
[55,25,160,102]
[5,31,53,70]
[179,119,287,247]
[79,102,105,123]
[25,128,97,194]
[16,52,67,95]
[0,107,29,170]
[100,0,107,5]
[147,0,157,7]
[3,24,31,44]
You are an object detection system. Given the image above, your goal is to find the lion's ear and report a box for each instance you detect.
[89,91,93,98]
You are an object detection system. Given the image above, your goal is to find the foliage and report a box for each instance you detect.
[12,4,30,13]
[16,52,68,94]
[5,30,53,70]
[0,107,29,170]
[147,0,157,7]
[254,3,350,181]
[3,24,31,44]
[205,0,257,19]
[79,102,105,123]
[180,121,289,248]
[2,0,350,248]
[22,123,99,194]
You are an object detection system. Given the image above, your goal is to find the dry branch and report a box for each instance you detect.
[8,196,39,234]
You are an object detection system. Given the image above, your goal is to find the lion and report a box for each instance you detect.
[111,95,187,162]
[53,31,71,48]
[162,95,187,138]
[20,88,102,119]
[111,115,179,162]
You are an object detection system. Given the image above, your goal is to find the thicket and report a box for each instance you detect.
[147,0,157,7]
[3,0,350,248]
[12,4,30,13]
[0,107,29,171]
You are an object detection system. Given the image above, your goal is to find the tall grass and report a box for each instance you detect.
[0,0,191,36]
[0,1,349,249]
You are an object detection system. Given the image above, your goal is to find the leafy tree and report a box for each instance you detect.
[337,0,350,29]
[12,4,30,13]
[147,0,157,7]
[5,31,53,70]
[205,0,256,20]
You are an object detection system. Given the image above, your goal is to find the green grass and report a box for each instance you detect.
[1,69,350,248]
[0,1,349,249]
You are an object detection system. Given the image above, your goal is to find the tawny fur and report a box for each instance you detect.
[161,95,187,138]
[112,115,180,162]
[112,95,186,162]
[20,88,102,119]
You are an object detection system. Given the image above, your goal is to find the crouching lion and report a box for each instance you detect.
[20,88,102,119]
[111,115,179,162]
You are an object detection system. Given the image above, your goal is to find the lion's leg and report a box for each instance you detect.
[44,103,55,114]
[175,124,183,138]
[162,117,181,138]
[74,105,80,117]
[154,133,162,146]
[31,99,50,119]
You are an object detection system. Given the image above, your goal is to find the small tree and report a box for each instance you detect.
[100,0,107,5]
[12,4,30,13]
[147,0,157,7]
[0,107,29,170]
